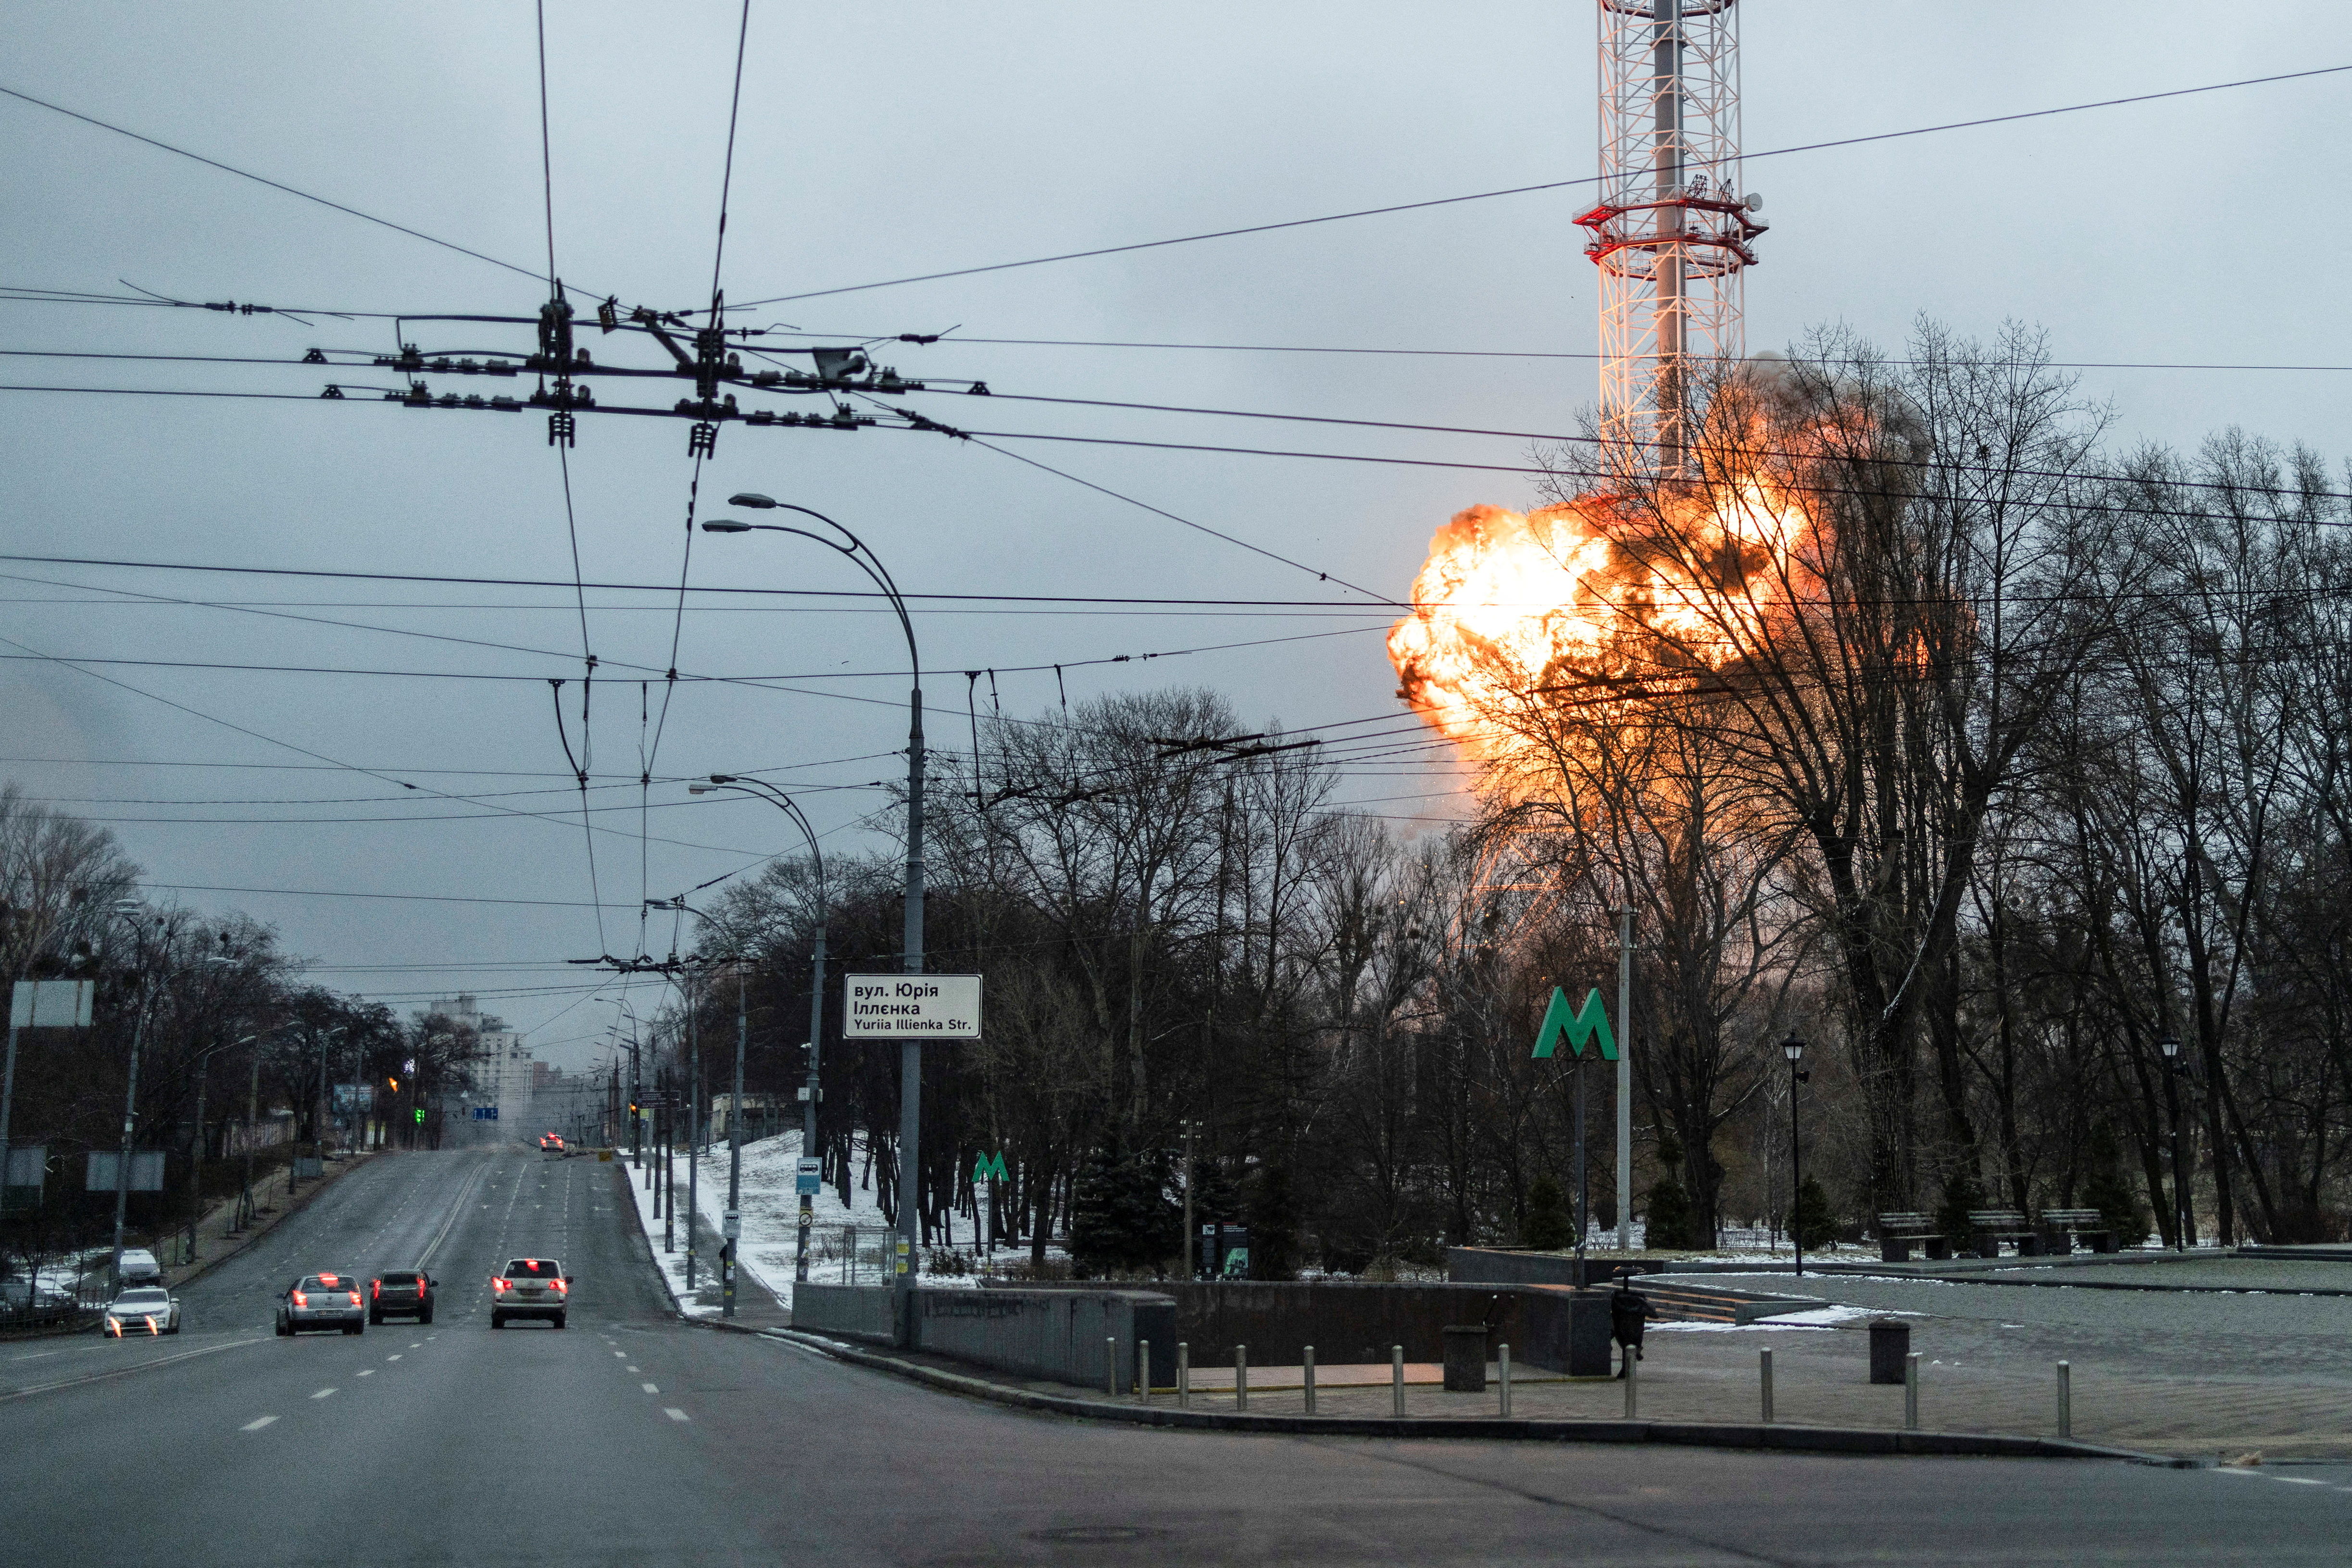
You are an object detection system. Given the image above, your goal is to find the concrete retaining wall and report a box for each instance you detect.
[978,1278,1608,1374]
[794,1283,897,1344]
[916,1288,1176,1390]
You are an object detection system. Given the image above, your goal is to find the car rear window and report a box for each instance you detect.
[379,1272,418,1285]
[505,1259,560,1277]
[301,1275,352,1292]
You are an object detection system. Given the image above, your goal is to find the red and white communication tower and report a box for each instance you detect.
[1576,0,1767,476]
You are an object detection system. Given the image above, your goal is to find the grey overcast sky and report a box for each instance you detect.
[2,3,2346,1070]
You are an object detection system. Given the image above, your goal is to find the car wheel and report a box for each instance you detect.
[490,1312,504,1329]
[552,1312,566,1330]
[419,1308,433,1324]
[275,1319,289,1337]
[344,1323,362,1336]
[368,1310,382,1325]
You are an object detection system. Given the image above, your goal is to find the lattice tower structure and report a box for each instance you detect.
[1576,0,1767,477]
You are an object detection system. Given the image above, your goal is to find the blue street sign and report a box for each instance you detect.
[472,1106,500,1120]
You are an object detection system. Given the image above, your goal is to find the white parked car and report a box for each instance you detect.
[115,1248,163,1286]
[105,1286,182,1336]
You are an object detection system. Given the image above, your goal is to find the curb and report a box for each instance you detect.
[755,1328,2194,1467]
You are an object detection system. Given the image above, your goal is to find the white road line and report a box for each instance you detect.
[664,1407,689,1422]
[2274,1477,2328,1486]
[612,1351,626,1358]
[241,1416,278,1431]
[311,1388,337,1400]
[357,1370,375,1378]
[641,1381,658,1394]
[410,1343,422,1348]
[10,1350,63,1362]
[627,1365,640,1373]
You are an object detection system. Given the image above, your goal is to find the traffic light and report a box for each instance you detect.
[388,1076,400,1092]
[413,1107,425,1123]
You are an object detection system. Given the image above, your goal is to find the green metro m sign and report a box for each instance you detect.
[1530,986,1617,1060]
[972,1151,1008,1183]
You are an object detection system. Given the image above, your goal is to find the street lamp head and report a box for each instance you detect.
[1781,1033,1805,1063]
[687,784,713,795]
[727,493,777,509]
[709,774,738,784]
[701,519,752,534]
[2159,1035,2180,1060]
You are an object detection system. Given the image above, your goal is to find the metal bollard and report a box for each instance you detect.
[1499,1343,1512,1418]
[1392,1345,1405,1418]
[1177,1342,1189,1408]
[1107,1338,1118,1398]
[2057,1360,2071,1439]
[1236,1344,1248,1412]
[1904,1352,1920,1430]
[1761,1346,1774,1423]
[1624,1346,1638,1419]
[1138,1339,1150,1403]
[1303,1344,1317,1416]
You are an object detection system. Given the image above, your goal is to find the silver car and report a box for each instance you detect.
[104,1286,181,1337]
[275,1271,366,1336]
[488,1256,570,1329]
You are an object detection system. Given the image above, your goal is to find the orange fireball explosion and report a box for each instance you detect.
[1387,485,1806,759]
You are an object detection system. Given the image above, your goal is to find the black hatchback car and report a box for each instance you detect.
[369,1269,436,1324]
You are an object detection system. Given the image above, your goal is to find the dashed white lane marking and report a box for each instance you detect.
[627,1365,640,1373]
[357,1370,375,1378]
[386,1355,401,1361]
[410,1343,422,1348]
[664,1407,689,1422]
[311,1388,338,1400]
[2274,1477,2328,1486]
[10,1350,63,1362]
[241,1416,278,1431]
[641,1381,658,1394]
[612,1351,626,1358]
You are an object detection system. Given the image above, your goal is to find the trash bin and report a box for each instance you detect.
[1868,1318,1910,1384]
[1442,1324,1489,1393]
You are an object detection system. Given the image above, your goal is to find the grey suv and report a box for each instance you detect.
[488,1257,570,1329]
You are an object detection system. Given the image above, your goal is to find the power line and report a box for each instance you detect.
[724,63,2352,309]
[0,83,556,287]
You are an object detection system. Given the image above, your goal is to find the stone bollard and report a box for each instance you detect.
[1904,1352,1920,1430]
[1760,1346,1774,1423]
[1442,1323,1489,1393]
[1498,1343,1512,1418]
[1138,1339,1150,1403]
[1236,1344,1248,1412]
[1177,1342,1189,1408]
[1392,1345,1406,1417]
[1869,1318,1911,1385]
[1623,1345,1638,1419]
[1303,1344,1317,1416]
[2057,1360,2071,1438]
[1106,1338,1118,1398]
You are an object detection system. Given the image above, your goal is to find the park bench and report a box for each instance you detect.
[1875,1212,1951,1263]
[2038,1207,2118,1255]
[1965,1209,2043,1257]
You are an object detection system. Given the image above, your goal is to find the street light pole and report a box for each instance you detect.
[1782,1033,1807,1280]
[2160,1035,2188,1250]
[107,907,161,1292]
[706,497,924,1329]
[686,774,830,1284]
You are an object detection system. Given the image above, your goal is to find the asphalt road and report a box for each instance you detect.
[6,1148,2350,1567]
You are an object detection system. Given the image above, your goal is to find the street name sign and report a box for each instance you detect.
[842,975,982,1039]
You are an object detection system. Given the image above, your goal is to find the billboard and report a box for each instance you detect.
[86,1150,167,1192]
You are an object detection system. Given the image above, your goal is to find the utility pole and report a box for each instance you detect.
[686,993,699,1292]
[1615,907,1634,1253]
[108,912,158,1293]
[1180,1119,1200,1279]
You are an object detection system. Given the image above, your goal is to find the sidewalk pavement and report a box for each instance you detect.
[801,1319,2352,1463]
[618,1147,791,1330]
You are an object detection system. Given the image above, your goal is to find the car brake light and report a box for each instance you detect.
[348,1292,361,1306]
[318,1273,339,1285]
[372,1281,379,1299]
[494,1278,509,1292]
[292,1291,308,1307]
[550,1279,567,1294]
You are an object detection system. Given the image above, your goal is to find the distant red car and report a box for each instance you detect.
[538,1133,565,1154]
